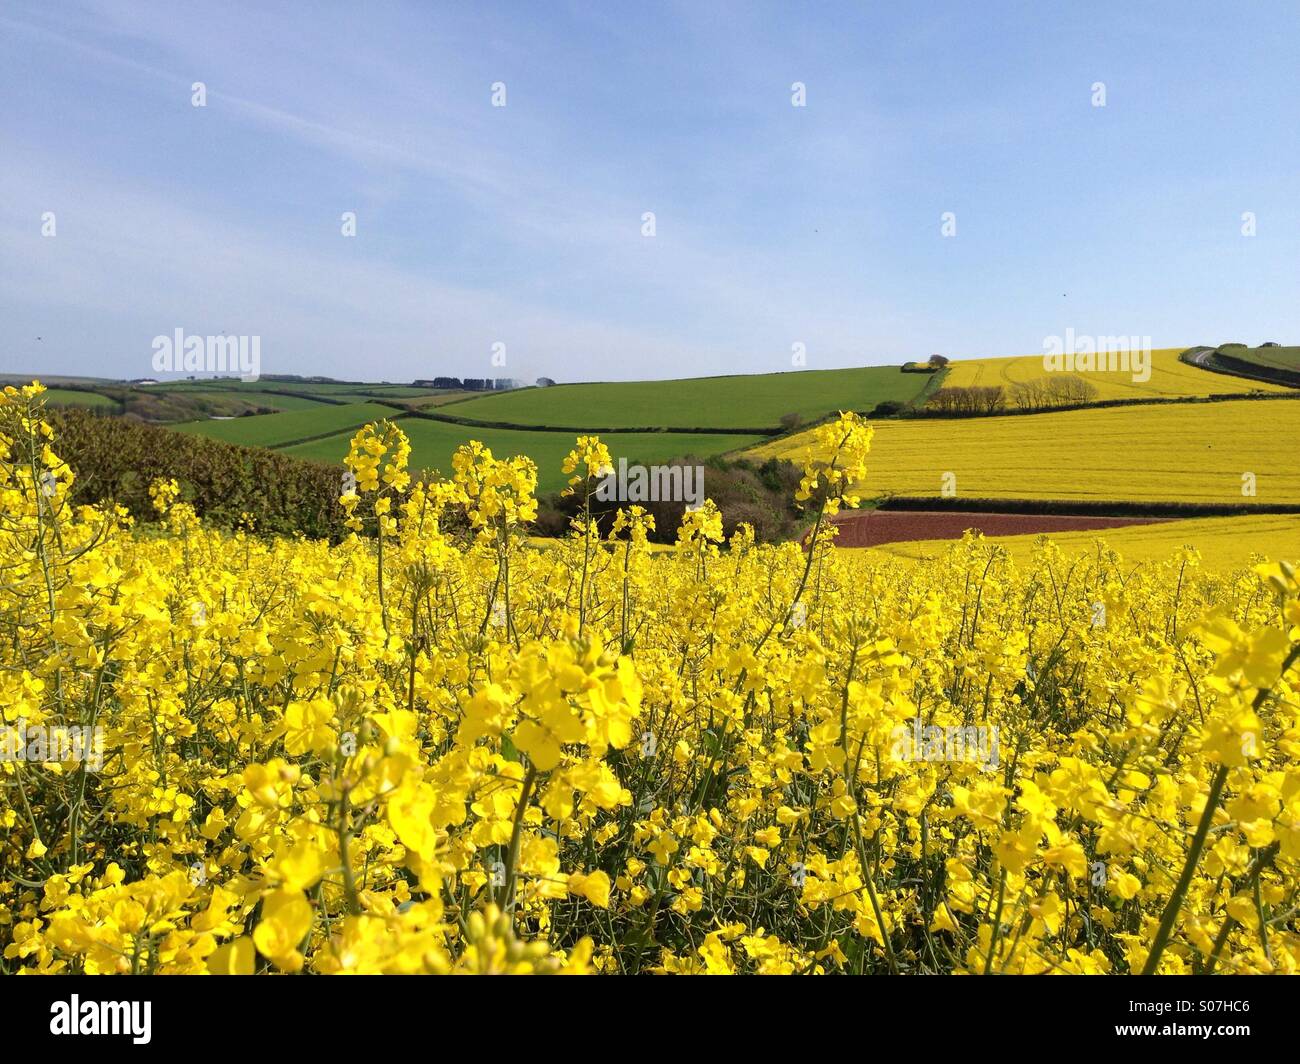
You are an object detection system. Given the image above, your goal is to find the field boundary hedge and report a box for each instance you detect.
[398,408,782,436]
[904,388,1300,420]
[48,408,351,540]
[258,388,350,406]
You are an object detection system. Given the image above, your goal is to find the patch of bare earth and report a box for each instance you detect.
[822,511,1169,549]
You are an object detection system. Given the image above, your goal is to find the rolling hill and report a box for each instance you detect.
[746,397,1300,505]
[282,417,765,496]
[433,366,930,431]
[172,402,399,448]
[1189,344,1300,388]
[942,347,1290,401]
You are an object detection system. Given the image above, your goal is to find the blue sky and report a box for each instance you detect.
[2,0,1298,384]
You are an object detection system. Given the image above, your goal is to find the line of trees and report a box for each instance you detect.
[928,375,1098,415]
[412,377,522,391]
[1008,375,1098,410]
[927,385,1007,414]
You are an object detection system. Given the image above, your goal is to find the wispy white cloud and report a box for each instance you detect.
[0,5,915,380]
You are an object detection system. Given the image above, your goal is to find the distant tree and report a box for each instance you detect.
[536,377,556,388]
[1045,375,1097,406]
[929,385,1003,415]
[778,412,803,432]
[975,385,1005,413]
[928,387,960,413]
[1010,379,1050,411]
[927,354,950,368]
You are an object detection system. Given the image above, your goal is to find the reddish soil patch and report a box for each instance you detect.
[820,511,1169,549]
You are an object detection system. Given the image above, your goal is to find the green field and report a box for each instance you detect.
[135,379,459,418]
[42,388,122,411]
[439,366,927,431]
[327,391,467,405]
[395,392,474,409]
[1209,344,1300,385]
[12,374,482,425]
[159,379,372,394]
[173,402,397,447]
[282,417,765,495]
[225,392,338,411]
[345,386,455,398]
[154,380,448,399]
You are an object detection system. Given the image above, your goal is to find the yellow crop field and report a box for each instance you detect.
[943,347,1291,400]
[748,398,1300,504]
[850,514,1300,569]
[6,391,1300,978]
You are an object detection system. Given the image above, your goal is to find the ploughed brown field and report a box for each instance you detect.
[823,510,1168,549]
